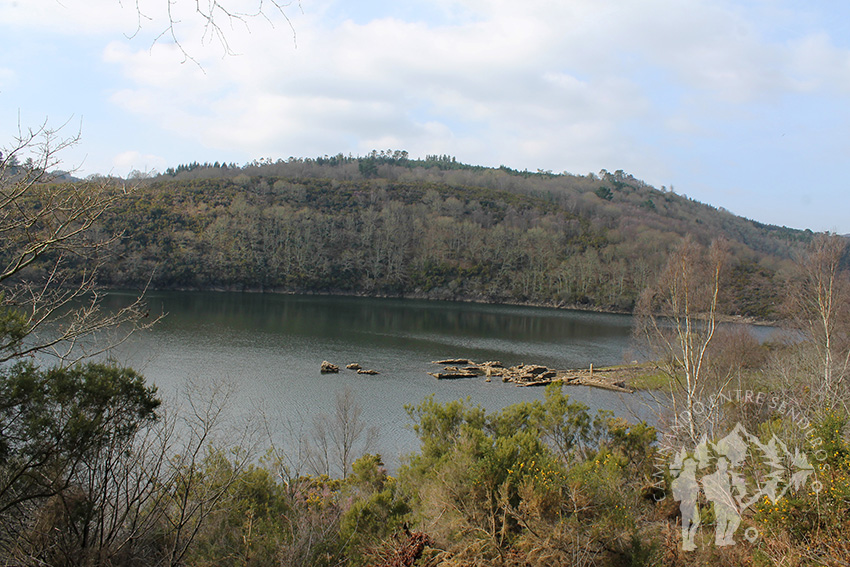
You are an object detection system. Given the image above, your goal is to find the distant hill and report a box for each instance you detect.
[83,153,813,318]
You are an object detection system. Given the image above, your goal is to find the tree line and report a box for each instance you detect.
[44,164,820,319]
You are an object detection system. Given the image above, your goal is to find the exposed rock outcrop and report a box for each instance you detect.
[428,358,635,392]
[320,361,340,373]
[429,370,479,379]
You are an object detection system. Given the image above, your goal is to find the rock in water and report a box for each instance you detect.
[320,361,340,373]
[429,370,479,379]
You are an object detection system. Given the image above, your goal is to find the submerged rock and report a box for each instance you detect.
[429,371,479,379]
[516,379,554,387]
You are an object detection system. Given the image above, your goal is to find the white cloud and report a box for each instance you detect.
[0,0,297,50]
[98,0,850,173]
[101,0,662,169]
[1,0,137,36]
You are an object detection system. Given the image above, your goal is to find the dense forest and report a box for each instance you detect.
[82,152,817,318]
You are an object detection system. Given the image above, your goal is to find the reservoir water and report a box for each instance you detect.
[101,292,654,469]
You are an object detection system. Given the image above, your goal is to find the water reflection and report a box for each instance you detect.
[101,292,655,469]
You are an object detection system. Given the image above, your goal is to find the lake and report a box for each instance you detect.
[100,291,656,469]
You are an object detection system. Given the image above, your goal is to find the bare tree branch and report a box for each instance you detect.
[786,233,850,409]
[1,124,159,365]
[122,0,301,65]
[634,236,731,445]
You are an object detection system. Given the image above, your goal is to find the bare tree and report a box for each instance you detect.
[306,386,378,479]
[159,379,259,567]
[635,236,730,444]
[14,412,173,567]
[1,123,157,365]
[787,233,850,407]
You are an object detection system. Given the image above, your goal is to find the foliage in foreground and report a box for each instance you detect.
[1,357,850,566]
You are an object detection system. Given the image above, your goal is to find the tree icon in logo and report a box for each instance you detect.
[669,423,816,550]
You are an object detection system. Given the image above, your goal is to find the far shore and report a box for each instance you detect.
[101,286,784,327]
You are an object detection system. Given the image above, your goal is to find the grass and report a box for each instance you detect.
[625,365,675,392]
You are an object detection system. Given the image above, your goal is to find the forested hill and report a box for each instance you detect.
[93,153,812,317]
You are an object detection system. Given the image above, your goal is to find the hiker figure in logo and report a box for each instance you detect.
[670,422,818,551]
[701,456,742,546]
[670,454,701,551]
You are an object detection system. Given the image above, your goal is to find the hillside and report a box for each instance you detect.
[86,153,812,317]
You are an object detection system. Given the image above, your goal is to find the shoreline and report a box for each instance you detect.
[100,285,782,326]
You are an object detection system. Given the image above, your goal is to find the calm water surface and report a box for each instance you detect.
[103,292,654,467]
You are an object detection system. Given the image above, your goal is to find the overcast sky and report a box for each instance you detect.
[1,0,848,232]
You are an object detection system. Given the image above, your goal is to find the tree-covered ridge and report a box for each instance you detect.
[83,155,816,317]
[160,151,810,257]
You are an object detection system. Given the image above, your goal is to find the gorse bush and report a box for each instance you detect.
[398,384,662,566]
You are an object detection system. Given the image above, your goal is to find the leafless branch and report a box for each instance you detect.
[634,236,732,445]
[2,124,158,365]
[122,0,301,66]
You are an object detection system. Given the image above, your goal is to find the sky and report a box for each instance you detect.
[1,0,849,233]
